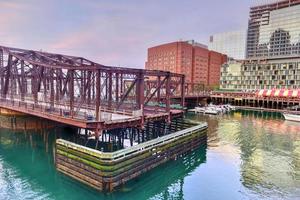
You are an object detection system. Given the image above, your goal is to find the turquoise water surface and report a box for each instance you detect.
[1,111,300,200]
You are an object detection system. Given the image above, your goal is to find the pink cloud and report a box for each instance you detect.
[0,1,32,46]
[46,16,155,67]
[0,1,25,9]
[49,30,94,50]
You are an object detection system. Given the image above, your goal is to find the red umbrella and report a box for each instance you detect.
[262,89,268,97]
[278,89,286,97]
[270,89,276,97]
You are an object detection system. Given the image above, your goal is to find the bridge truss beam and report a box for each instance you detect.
[0,45,185,131]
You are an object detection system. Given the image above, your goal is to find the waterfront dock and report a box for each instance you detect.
[235,106,300,114]
[55,121,208,191]
[210,90,300,110]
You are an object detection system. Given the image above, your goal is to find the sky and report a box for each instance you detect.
[0,0,281,68]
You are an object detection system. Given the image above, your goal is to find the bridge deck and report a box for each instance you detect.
[0,98,183,130]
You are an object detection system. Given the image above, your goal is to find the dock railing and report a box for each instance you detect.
[56,121,208,161]
[55,121,208,191]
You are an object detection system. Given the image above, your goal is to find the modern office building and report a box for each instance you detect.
[221,0,300,91]
[209,30,247,60]
[241,59,300,89]
[220,59,300,90]
[247,0,300,59]
[145,40,227,89]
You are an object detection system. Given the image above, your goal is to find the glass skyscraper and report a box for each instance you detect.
[209,30,247,60]
[247,0,300,59]
[221,0,300,90]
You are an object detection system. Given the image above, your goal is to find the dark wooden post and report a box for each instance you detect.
[181,75,185,108]
[56,69,61,102]
[96,69,101,121]
[50,69,55,109]
[108,71,112,109]
[136,70,145,110]
[166,72,171,122]
[136,70,145,126]
[2,54,12,98]
[87,71,92,105]
[116,73,119,103]
[20,60,25,101]
[69,70,74,118]
[157,76,161,110]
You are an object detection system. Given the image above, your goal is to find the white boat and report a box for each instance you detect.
[204,108,219,115]
[283,113,300,122]
[226,104,236,111]
[194,104,236,115]
[195,106,220,115]
[195,107,206,113]
[216,106,227,113]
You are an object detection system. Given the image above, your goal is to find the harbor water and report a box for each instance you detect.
[0,111,300,200]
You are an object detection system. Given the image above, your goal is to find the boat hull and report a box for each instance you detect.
[194,105,235,115]
[283,113,300,122]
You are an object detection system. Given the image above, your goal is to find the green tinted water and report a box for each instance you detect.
[1,111,300,200]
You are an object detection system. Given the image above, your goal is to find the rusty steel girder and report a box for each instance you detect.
[0,45,185,130]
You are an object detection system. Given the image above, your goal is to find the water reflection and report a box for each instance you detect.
[0,115,209,200]
[122,146,207,200]
[2,111,300,199]
[189,111,300,199]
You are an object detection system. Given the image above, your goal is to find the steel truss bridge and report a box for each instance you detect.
[0,45,185,133]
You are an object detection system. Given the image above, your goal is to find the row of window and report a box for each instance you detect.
[243,63,300,71]
[222,79,297,86]
[221,84,300,90]
[149,51,176,58]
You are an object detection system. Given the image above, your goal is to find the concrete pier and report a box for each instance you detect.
[55,121,207,191]
[0,107,27,116]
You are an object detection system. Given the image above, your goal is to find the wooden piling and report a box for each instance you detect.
[55,122,207,192]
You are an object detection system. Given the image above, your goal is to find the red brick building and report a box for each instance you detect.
[208,51,227,86]
[145,40,227,90]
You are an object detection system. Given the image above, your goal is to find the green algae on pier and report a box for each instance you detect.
[55,122,208,191]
